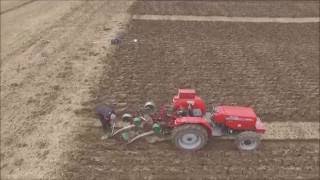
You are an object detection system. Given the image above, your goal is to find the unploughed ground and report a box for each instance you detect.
[0,0,35,14]
[1,0,133,179]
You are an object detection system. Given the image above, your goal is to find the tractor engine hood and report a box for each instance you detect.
[215,106,257,120]
[213,106,258,130]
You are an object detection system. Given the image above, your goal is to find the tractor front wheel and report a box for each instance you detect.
[172,124,208,151]
[235,131,261,151]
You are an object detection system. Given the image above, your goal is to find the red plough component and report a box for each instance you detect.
[108,89,266,151]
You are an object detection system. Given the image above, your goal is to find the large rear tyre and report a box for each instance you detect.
[235,131,261,151]
[172,124,208,151]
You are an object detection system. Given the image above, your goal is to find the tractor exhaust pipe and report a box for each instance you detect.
[127,131,155,144]
[112,124,136,136]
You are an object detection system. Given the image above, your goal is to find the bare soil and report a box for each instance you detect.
[1,0,132,179]
[1,0,319,179]
[130,0,320,17]
[94,20,319,123]
[63,131,319,180]
[62,12,319,180]
[0,0,35,14]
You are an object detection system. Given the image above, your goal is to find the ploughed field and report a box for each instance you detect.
[64,136,319,179]
[96,21,319,123]
[64,10,319,180]
[130,0,320,17]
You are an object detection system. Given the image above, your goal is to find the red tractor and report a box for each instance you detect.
[111,89,266,151]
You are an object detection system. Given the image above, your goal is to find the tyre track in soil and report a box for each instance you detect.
[1,0,133,179]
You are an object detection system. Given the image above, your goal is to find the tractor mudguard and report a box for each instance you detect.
[174,117,212,134]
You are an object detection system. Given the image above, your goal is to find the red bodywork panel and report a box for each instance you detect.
[174,117,212,134]
[170,89,266,134]
[173,89,206,115]
[214,106,258,131]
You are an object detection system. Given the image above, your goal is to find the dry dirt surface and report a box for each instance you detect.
[0,0,36,14]
[1,0,133,179]
[62,1,319,179]
[1,0,319,180]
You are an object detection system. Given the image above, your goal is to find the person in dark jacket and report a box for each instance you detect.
[95,104,116,133]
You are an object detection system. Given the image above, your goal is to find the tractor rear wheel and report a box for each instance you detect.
[172,124,208,151]
[235,131,261,151]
